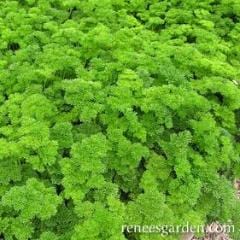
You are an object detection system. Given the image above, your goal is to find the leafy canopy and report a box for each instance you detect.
[0,0,240,240]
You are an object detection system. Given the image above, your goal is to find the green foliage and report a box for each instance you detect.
[2,178,62,220]
[0,179,61,239]
[0,0,240,240]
